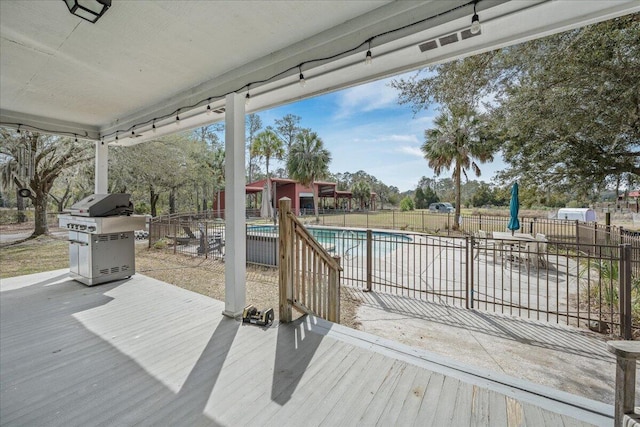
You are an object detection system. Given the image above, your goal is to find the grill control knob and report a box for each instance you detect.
[88,226,96,232]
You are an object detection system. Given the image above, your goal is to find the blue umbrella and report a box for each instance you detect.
[507,182,520,235]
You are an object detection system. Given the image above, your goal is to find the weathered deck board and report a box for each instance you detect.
[430,376,463,426]
[397,365,434,425]
[489,389,509,426]
[377,363,424,425]
[0,272,612,427]
[414,372,446,425]
[450,374,475,426]
[470,385,491,427]
[320,352,392,426]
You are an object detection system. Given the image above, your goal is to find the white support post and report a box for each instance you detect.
[95,141,108,194]
[222,92,246,318]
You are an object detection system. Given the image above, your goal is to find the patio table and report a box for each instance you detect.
[492,232,547,270]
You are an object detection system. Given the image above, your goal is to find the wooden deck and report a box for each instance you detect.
[1,271,612,426]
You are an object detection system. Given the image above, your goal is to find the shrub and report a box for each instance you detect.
[153,238,170,250]
[399,196,414,212]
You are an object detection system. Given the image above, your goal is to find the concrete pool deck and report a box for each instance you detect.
[346,287,635,406]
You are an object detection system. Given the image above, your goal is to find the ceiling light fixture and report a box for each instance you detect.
[206,98,212,115]
[470,1,481,35]
[365,40,373,65]
[175,111,180,126]
[152,120,157,133]
[17,125,21,134]
[299,66,306,88]
[63,0,111,24]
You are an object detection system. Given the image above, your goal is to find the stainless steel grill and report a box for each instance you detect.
[59,194,145,286]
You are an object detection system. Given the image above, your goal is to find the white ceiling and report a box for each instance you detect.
[1,0,638,145]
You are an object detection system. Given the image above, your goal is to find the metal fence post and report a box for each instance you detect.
[620,244,632,339]
[173,222,177,254]
[148,219,152,249]
[365,229,372,292]
[467,236,473,309]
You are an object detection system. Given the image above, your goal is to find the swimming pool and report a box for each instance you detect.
[247,225,411,257]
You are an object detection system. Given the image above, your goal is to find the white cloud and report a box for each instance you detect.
[388,134,418,143]
[398,146,423,157]
[333,77,400,119]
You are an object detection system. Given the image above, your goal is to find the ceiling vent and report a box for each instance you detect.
[418,40,438,52]
[418,28,481,53]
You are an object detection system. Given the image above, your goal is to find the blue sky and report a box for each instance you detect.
[258,74,506,193]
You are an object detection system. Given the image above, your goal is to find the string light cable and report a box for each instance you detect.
[1,0,479,142]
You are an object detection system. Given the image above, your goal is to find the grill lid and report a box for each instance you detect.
[69,194,133,217]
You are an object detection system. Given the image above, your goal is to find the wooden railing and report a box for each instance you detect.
[278,197,342,323]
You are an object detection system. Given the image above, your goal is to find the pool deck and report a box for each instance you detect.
[0,270,612,426]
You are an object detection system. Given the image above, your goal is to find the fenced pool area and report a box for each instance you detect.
[247,225,412,259]
[148,212,639,337]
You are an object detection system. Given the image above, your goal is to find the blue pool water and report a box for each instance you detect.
[247,225,411,257]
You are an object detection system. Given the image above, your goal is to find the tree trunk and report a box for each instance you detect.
[32,193,49,236]
[150,187,159,217]
[454,162,462,229]
[15,188,27,223]
[169,189,176,214]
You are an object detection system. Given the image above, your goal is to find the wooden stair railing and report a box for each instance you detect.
[278,197,342,323]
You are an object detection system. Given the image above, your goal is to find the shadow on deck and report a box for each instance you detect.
[0,270,612,426]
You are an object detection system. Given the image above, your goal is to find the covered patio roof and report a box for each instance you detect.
[2,0,638,318]
[2,1,638,143]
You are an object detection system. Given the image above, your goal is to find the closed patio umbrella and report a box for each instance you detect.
[260,179,273,219]
[507,182,520,235]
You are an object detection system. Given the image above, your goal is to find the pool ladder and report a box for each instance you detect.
[341,230,359,260]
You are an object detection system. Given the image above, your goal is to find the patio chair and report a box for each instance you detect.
[165,225,198,246]
[533,234,549,268]
[503,241,531,271]
[197,225,224,255]
[183,226,198,239]
[474,230,495,260]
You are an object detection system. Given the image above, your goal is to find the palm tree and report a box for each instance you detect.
[286,129,331,222]
[422,105,494,229]
[251,129,285,179]
[351,180,371,209]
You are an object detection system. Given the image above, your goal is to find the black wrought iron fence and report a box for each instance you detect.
[148,211,639,338]
[331,231,636,338]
